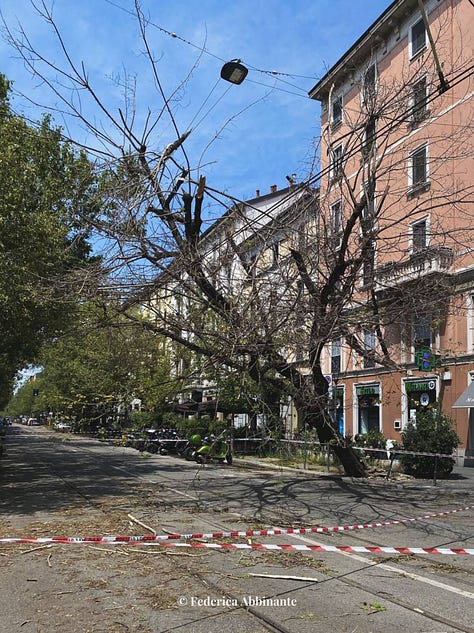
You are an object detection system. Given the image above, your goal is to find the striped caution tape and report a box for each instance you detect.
[130,542,474,555]
[4,538,471,555]
[0,505,472,546]
[352,446,457,458]
[238,438,459,459]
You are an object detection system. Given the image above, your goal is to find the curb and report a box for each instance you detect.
[233,456,344,478]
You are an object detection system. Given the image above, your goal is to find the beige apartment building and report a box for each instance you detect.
[309,0,474,460]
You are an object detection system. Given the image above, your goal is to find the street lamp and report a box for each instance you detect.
[220,59,248,85]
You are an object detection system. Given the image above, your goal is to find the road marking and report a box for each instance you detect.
[286,532,474,599]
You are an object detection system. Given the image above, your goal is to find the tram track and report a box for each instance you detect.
[66,436,474,631]
[4,430,302,633]
[8,427,474,633]
[185,511,474,633]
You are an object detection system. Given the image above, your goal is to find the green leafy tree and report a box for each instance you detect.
[29,304,178,430]
[0,75,99,406]
[4,378,39,419]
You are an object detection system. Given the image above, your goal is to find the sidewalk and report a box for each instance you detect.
[233,454,474,489]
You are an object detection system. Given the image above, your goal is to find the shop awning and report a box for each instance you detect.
[452,381,474,408]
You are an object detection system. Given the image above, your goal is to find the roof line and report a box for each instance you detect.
[308,0,414,100]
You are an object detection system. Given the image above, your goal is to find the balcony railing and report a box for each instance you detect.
[375,246,453,290]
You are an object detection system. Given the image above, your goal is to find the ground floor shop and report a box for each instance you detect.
[327,361,474,461]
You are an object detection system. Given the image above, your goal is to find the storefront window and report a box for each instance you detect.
[330,387,344,435]
[356,384,380,434]
[405,379,437,424]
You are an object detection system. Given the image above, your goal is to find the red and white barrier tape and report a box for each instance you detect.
[236,438,459,459]
[131,542,474,555]
[0,505,472,546]
[352,446,457,458]
[6,538,470,555]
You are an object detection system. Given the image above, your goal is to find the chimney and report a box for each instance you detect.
[256,189,260,197]
[270,184,277,193]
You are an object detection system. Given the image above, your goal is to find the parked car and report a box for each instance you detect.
[53,421,72,432]
[26,418,40,426]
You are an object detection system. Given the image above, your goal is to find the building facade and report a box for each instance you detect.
[308,0,474,459]
[142,182,317,433]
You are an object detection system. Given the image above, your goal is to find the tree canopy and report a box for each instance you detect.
[0,75,99,405]
[6,303,179,428]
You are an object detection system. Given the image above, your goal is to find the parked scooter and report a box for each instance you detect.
[194,432,233,465]
[179,433,203,461]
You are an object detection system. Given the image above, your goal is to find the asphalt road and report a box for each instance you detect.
[0,424,473,633]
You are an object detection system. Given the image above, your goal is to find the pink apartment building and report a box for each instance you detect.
[308,0,474,461]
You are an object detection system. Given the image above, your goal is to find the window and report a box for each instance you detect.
[361,182,376,233]
[363,63,377,103]
[409,144,428,193]
[331,338,342,375]
[410,18,426,58]
[363,329,376,369]
[330,200,343,250]
[330,144,343,180]
[413,313,432,352]
[412,146,427,184]
[331,200,342,235]
[362,117,376,161]
[331,95,343,128]
[411,76,428,123]
[411,218,427,252]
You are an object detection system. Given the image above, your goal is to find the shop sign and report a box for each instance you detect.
[356,385,379,396]
[406,380,436,392]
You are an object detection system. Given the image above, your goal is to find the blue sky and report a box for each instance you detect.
[0,0,390,206]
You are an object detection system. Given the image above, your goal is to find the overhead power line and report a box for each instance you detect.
[104,0,317,97]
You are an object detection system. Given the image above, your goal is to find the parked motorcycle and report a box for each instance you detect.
[156,430,187,455]
[142,429,161,453]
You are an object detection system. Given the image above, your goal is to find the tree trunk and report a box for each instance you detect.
[299,404,366,478]
[331,443,367,478]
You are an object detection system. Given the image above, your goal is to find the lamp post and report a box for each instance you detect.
[220,59,248,85]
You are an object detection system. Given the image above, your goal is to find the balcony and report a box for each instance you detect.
[375,246,453,291]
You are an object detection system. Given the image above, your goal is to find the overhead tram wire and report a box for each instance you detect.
[10,60,474,248]
[244,77,314,99]
[13,0,473,167]
[184,76,225,131]
[210,59,474,214]
[16,59,472,174]
[9,33,473,272]
[203,58,474,219]
[195,62,474,260]
[104,0,316,100]
[73,29,474,292]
